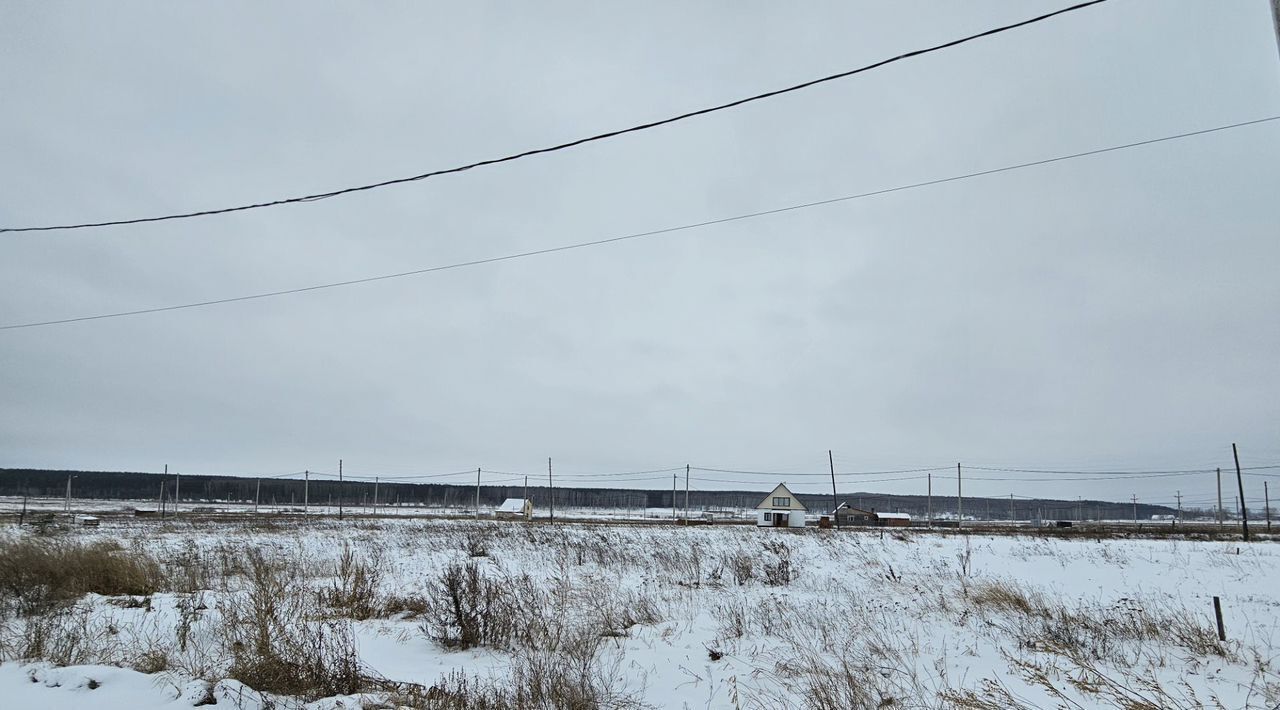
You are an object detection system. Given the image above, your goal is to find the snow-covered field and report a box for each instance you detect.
[0,517,1277,709]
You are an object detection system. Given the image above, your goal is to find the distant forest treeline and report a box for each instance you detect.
[0,468,1180,521]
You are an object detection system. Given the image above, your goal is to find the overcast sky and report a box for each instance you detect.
[2,1,1278,507]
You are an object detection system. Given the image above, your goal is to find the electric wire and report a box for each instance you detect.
[0,1,1112,234]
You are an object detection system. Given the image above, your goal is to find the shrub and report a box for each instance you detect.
[0,538,162,615]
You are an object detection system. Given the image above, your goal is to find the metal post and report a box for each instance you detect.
[956,463,963,529]
[1234,443,1250,541]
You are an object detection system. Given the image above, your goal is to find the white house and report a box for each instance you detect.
[495,498,533,520]
[755,483,806,528]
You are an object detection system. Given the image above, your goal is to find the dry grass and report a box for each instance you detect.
[0,537,162,615]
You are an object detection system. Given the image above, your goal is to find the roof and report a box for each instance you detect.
[496,498,529,512]
[875,512,911,520]
[755,483,807,511]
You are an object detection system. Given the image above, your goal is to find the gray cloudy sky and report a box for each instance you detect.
[2,1,1278,507]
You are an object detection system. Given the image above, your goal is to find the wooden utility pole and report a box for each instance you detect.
[926,473,932,527]
[828,450,839,530]
[338,459,344,521]
[685,464,690,520]
[1266,480,1272,533]
[304,470,310,518]
[159,481,166,519]
[1132,494,1138,524]
[672,473,677,521]
[1009,494,1015,522]
[254,478,261,515]
[548,457,554,524]
[1217,467,1224,528]
[373,477,379,516]
[1175,490,1181,526]
[1234,443,1249,541]
[956,463,963,529]
[1271,0,1280,63]
[20,481,28,526]
[174,468,180,517]
[475,468,481,520]
[64,474,72,513]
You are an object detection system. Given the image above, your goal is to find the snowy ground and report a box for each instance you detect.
[1,517,1277,709]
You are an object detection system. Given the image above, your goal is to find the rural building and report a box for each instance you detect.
[834,503,877,526]
[755,483,806,528]
[875,511,911,527]
[494,498,533,520]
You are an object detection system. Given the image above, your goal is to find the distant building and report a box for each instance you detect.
[834,504,877,526]
[755,483,806,528]
[494,498,532,520]
[875,511,911,527]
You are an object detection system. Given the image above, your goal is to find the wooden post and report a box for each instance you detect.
[548,457,554,524]
[1266,480,1272,533]
[685,464,690,520]
[1217,467,1224,529]
[829,450,839,530]
[926,473,932,527]
[956,463,963,529]
[1213,596,1226,641]
[1234,443,1249,541]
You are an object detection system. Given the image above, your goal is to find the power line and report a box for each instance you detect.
[0,1,1112,235]
[5,113,1276,333]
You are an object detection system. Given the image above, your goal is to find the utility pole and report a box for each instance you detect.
[828,450,839,530]
[1271,0,1280,63]
[160,481,166,518]
[1132,494,1138,524]
[1217,467,1224,528]
[373,477,379,516]
[1234,443,1250,541]
[1009,494,1015,523]
[1175,490,1181,526]
[255,478,261,515]
[174,468,180,518]
[685,464,690,520]
[672,473,677,521]
[65,474,73,513]
[304,470,310,518]
[956,463,963,529]
[20,481,28,526]
[1265,480,1272,533]
[475,468,481,520]
[548,457,554,524]
[338,459,344,521]
[926,473,932,527]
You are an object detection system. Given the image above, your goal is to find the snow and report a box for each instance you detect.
[2,517,1278,708]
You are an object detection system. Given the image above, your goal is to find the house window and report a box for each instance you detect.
[772,496,791,507]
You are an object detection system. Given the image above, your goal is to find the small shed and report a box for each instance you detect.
[875,511,911,527]
[755,483,806,528]
[494,498,532,520]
